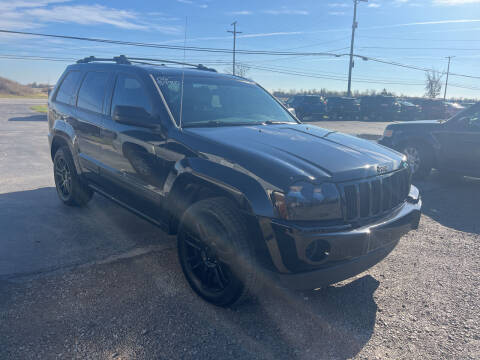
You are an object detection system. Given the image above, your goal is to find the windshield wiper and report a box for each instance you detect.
[183,120,264,128]
[263,120,294,125]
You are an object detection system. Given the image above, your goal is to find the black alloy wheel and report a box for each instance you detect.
[177,198,259,307]
[54,154,72,201]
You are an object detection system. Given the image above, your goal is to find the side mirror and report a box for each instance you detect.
[113,105,157,129]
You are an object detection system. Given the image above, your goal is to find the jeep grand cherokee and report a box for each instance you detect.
[48,56,421,307]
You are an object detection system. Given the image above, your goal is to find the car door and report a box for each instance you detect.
[98,72,173,223]
[434,104,480,175]
[73,70,113,181]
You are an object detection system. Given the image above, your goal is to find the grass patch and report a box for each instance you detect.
[30,105,48,113]
[0,93,48,99]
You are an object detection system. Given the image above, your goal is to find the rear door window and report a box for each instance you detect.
[77,71,110,113]
[55,71,81,105]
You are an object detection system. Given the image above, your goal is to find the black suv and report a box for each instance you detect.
[286,95,327,121]
[48,56,421,306]
[360,95,401,121]
[326,97,360,120]
[380,102,480,179]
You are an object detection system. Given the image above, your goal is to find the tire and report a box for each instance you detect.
[53,146,93,206]
[177,198,259,307]
[401,142,432,180]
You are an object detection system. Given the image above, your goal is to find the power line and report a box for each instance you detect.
[355,55,480,80]
[245,64,425,86]
[0,29,340,57]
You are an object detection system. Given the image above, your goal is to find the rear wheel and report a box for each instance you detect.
[177,198,259,307]
[402,143,432,179]
[53,146,93,206]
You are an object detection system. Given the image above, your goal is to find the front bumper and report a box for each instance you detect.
[262,186,421,290]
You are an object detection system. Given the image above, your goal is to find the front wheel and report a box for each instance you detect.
[402,143,432,179]
[177,198,259,307]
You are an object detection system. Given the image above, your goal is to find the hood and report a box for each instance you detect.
[388,119,443,130]
[185,124,405,189]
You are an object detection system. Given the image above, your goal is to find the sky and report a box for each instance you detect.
[0,0,479,98]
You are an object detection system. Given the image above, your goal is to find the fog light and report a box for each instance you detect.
[305,239,330,263]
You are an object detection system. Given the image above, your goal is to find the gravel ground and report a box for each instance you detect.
[0,99,479,359]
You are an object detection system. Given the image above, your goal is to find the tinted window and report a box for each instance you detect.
[111,74,152,115]
[77,71,110,113]
[155,74,296,127]
[55,71,81,105]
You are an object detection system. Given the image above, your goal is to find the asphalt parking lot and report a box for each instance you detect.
[1,99,479,359]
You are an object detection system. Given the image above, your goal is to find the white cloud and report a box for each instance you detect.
[0,0,70,11]
[176,0,208,8]
[228,10,253,16]
[368,3,381,8]
[328,2,349,8]
[25,5,145,30]
[263,9,309,15]
[365,18,480,30]
[329,11,347,15]
[433,0,480,4]
[0,2,182,34]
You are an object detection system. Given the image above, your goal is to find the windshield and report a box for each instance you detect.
[154,74,297,127]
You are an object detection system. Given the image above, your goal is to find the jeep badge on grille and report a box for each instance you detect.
[377,165,389,174]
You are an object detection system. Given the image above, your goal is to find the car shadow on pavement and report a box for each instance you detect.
[8,114,47,122]
[415,172,480,235]
[0,186,172,279]
[228,275,380,359]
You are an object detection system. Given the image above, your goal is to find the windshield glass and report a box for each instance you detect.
[154,74,296,127]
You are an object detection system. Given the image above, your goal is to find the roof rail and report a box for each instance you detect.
[76,55,131,64]
[75,55,216,72]
[128,57,217,72]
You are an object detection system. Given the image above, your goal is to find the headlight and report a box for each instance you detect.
[383,129,393,137]
[272,182,342,221]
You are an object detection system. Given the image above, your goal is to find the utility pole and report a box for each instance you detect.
[227,21,242,76]
[443,56,454,101]
[347,0,368,97]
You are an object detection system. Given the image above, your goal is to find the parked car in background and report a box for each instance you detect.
[360,95,401,121]
[326,97,360,120]
[48,56,421,307]
[398,100,421,121]
[286,95,327,121]
[445,102,465,118]
[411,98,446,120]
[380,102,480,179]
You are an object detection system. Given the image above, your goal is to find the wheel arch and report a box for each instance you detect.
[396,134,439,168]
[50,131,82,174]
[166,172,276,271]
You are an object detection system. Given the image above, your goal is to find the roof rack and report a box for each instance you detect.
[76,55,216,72]
[76,55,131,64]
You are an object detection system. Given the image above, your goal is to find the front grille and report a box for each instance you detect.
[340,168,411,222]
